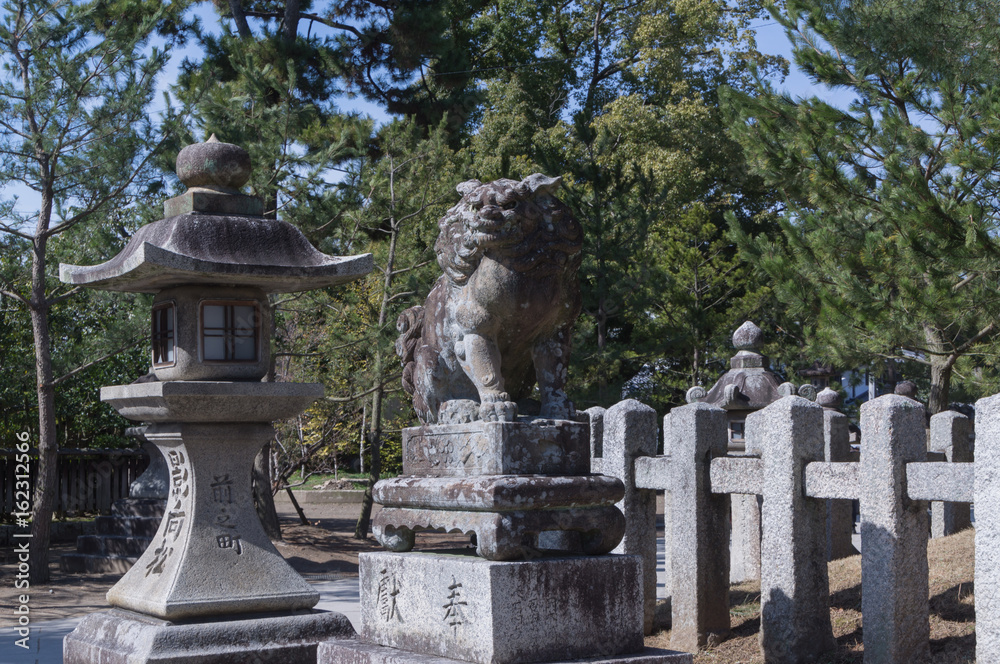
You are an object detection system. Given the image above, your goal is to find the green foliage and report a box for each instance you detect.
[469,0,786,411]
[0,0,183,448]
[725,0,1000,412]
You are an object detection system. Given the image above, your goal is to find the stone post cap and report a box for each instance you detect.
[166,135,263,217]
[730,321,766,369]
[733,321,763,351]
[816,387,842,410]
[176,135,252,193]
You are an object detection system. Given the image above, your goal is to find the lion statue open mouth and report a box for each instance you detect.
[396,173,583,424]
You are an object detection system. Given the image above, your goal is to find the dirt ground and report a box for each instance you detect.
[0,503,979,663]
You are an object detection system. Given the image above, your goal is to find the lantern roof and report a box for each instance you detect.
[59,136,372,294]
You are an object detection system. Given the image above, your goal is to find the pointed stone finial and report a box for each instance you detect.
[176,135,252,193]
[733,321,763,352]
[816,387,842,410]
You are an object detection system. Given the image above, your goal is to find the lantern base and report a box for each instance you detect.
[63,608,354,664]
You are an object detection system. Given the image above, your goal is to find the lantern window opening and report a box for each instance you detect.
[730,419,746,444]
[200,300,260,363]
[152,301,176,367]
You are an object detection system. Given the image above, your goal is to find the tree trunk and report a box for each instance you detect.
[28,234,55,584]
[253,442,282,540]
[927,356,953,416]
[355,163,400,539]
[923,324,954,416]
[353,401,382,539]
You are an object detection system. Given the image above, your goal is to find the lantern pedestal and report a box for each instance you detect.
[95,382,323,619]
[64,608,354,664]
[63,382,354,664]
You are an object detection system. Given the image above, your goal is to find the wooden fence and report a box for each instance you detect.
[0,448,148,517]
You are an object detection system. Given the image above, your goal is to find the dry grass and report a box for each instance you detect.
[646,528,977,663]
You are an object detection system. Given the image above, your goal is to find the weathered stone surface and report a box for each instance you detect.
[708,457,763,495]
[749,396,835,662]
[604,400,658,635]
[906,462,974,502]
[175,134,252,192]
[63,607,354,664]
[803,462,859,500]
[732,321,763,351]
[976,393,1000,662]
[729,493,761,584]
[822,406,858,560]
[667,402,730,653]
[586,406,606,471]
[59,214,373,294]
[816,387,841,410]
[357,551,644,664]
[401,418,589,477]
[374,474,623,510]
[131,437,169,499]
[101,381,324,423]
[104,422,319,620]
[395,175,582,424]
[318,640,693,664]
[634,456,672,490]
[929,410,973,537]
[374,505,624,561]
[860,394,930,663]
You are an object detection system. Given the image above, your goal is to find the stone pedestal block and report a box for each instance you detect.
[106,420,319,619]
[64,608,354,664]
[318,640,692,664]
[354,551,644,664]
[402,418,589,476]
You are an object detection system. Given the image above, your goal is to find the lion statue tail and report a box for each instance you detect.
[395,305,425,396]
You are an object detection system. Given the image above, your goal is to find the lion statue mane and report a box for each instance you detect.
[396,173,582,424]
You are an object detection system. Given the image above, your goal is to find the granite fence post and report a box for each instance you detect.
[860,394,929,663]
[605,399,658,635]
[976,393,1000,662]
[668,402,730,653]
[929,410,973,537]
[819,389,857,560]
[586,406,606,474]
[662,412,673,599]
[748,396,835,662]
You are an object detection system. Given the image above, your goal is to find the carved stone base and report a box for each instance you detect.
[331,551,666,664]
[375,505,624,560]
[318,640,693,664]
[373,474,625,560]
[63,608,354,664]
[402,418,589,476]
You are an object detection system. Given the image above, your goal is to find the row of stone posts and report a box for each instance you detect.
[597,388,991,663]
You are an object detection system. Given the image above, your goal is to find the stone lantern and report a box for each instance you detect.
[61,137,372,664]
[684,320,816,584]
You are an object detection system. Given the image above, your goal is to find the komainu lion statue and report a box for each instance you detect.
[396,174,582,424]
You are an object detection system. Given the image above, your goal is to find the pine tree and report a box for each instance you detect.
[725,0,1000,413]
[0,0,183,581]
